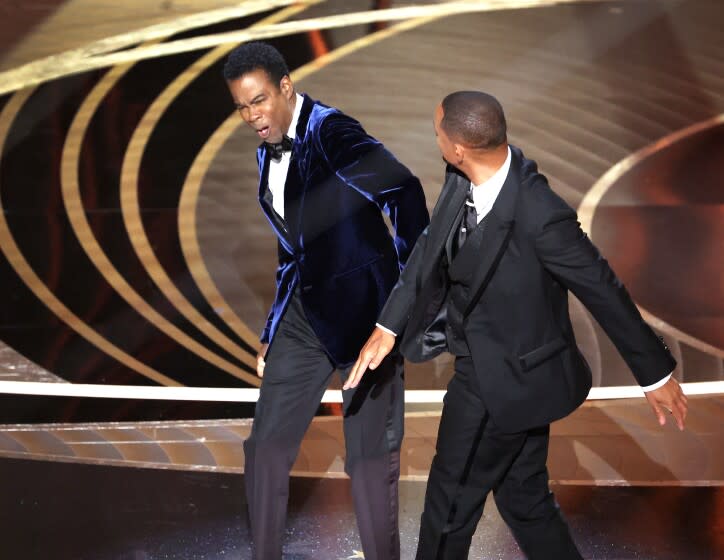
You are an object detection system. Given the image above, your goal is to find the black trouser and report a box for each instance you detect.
[244,292,404,560]
[416,356,582,560]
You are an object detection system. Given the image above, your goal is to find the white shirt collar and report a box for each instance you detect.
[470,146,511,222]
[286,93,304,139]
[267,93,304,220]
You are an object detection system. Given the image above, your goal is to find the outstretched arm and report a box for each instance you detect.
[533,185,686,429]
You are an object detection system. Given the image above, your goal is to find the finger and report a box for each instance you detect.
[343,361,362,390]
[675,400,688,430]
[672,392,688,413]
[354,355,372,385]
[344,355,370,390]
[671,405,685,431]
[652,403,666,427]
[368,345,392,371]
[368,350,383,370]
[345,364,365,390]
[256,357,265,378]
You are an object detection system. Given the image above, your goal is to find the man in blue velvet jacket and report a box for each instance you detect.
[223,42,429,560]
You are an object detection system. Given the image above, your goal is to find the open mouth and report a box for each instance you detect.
[257,126,271,140]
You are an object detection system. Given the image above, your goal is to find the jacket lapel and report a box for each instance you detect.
[424,169,469,272]
[283,94,314,247]
[257,145,293,253]
[462,148,520,317]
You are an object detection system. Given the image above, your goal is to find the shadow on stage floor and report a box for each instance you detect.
[1,457,721,560]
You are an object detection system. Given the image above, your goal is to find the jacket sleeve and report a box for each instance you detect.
[260,311,273,344]
[376,224,430,334]
[532,183,675,387]
[376,165,459,334]
[318,112,429,268]
[259,241,293,344]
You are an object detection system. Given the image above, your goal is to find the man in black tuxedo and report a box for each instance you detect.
[224,43,428,560]
[346,91,688,559]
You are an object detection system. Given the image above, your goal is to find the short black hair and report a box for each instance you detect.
[440,91,507,149]
[222,42,289,86]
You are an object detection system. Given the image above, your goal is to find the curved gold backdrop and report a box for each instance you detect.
[0,0,722,422]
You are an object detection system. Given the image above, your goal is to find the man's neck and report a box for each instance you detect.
[282,92,299,137]
[464,144,509,186]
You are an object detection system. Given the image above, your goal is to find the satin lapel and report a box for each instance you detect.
[284,95,314,248]
[426,170,469,264]
[462,214,514,317]
[462,150,520,317]
[257,145,294,253]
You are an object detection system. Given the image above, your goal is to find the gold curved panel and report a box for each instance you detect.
[578,114,724,359]
[0,0,310,95]
[179,104,263,347]
[60,49,263,385]
[0,90,180,387]
[0,0,601,96]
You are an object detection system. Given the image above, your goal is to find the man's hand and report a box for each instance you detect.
[644,377,688,430]
[256,343,269,378]
[343,327,396,390]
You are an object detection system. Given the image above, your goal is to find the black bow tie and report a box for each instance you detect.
[265,134,293,162]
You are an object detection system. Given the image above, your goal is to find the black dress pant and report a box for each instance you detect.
[244,292,404,560]
[416,356,582,560]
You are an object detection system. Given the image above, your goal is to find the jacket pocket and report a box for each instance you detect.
[518,336,568,372]
[330,254,384,282]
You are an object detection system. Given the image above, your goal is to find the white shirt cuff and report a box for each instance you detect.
[641,372,673,392]
[375,323,397,337]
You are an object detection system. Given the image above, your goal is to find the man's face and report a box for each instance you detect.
[227,69,295,143]
[433,104,458,167]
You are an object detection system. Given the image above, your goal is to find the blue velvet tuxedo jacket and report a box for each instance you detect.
[378,146,675,432]
[257,94,429,366]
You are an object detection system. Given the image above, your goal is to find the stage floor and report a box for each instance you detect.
[1,456,721,560]
[1,395,722,558]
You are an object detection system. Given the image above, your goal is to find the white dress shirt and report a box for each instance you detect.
[376,146,670,391]
[470,146,511,222]
[267,93,303,219]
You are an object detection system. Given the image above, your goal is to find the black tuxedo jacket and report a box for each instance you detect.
[378,145,675,432]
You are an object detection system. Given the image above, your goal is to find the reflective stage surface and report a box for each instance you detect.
[1,457,722,560]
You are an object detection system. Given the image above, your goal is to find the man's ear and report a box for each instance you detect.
[280,75,294,99]
[453,143,465,165]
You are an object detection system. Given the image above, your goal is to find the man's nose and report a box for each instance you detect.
[240,108,259,123]
[249,108,262,122]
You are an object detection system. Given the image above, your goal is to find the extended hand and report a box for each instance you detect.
[343,327,396,390]
[256,343,269,378]
[644,377,688,430]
